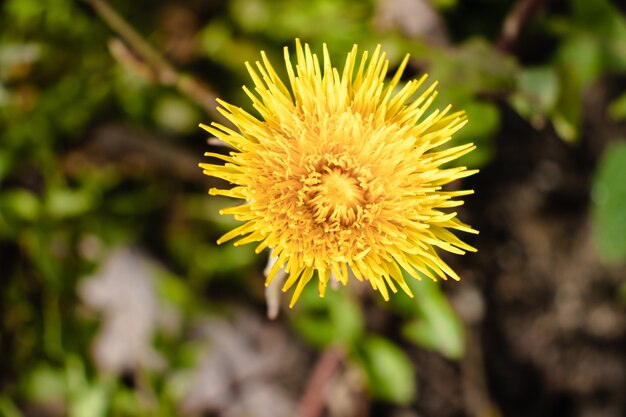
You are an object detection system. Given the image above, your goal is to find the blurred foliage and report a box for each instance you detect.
[591,142,626,262]
[2,0,626,415]
[358,336,416,404]
[399,278,464,360]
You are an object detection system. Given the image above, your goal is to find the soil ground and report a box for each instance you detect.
[413,80,626,417]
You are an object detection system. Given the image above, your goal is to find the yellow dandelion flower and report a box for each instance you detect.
[200,39,478,307]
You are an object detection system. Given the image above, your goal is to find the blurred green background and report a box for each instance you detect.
[2,0,626,416]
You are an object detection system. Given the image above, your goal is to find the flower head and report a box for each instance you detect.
[200,40,477,307]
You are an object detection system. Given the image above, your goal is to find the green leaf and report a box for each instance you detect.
[110,387,141,416]
[551,35,601,142]
[46,188,94,219]
[291,284,363,348]
[153,95,200,134]
[608,93,626,121]
[552,112,578,143]
[591,141,626,262]
[431,0,457,11]
[556,35,602,88]
[454,100,499,168]
[65,356,110,417]
[1,189,40,221]
[401,278,464,359]
[156,272,193,308]
[69,384,109,417]
[0,396,24,417]
[359,336,416,404]
[425,38,517,105]
[4,0,45,26]
[192,244,257,275]
[571,0,626,49]
[25,365,66,403]
[510,66,560,118]
[562,0,626,72]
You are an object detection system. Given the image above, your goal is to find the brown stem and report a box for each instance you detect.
[176,74,221,119]
[85,0,223,121]
[87,0,175,83]
[497,0,547,52]
[299,347,345,417]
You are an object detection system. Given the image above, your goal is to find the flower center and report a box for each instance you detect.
[319,170,362,206]
[307,168,365,226]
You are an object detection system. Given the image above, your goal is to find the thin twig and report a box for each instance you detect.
[87,0,176,83]
[299,347,345,417]
[497,0,547,52]
[85,0,223,121]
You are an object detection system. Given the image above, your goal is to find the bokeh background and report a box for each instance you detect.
[2,0,626,416]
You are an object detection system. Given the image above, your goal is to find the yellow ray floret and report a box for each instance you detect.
[199,39,478,307]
